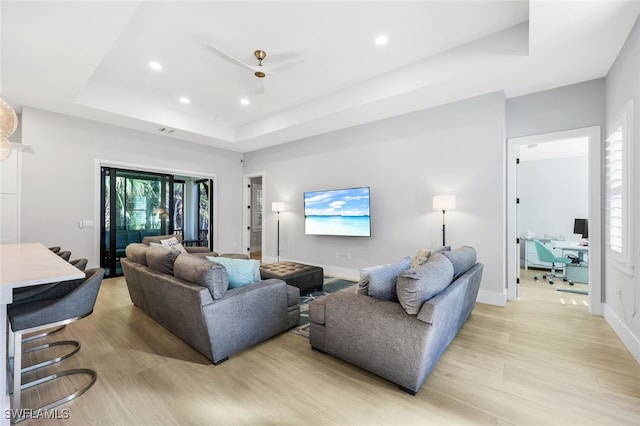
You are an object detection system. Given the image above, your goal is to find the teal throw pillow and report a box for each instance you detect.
[207,256,260,288]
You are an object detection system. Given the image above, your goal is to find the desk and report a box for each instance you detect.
[550,240,589,283]
[0,243,84,424]
[549,240,589,259]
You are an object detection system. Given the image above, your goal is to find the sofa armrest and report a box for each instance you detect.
[202,278,292,363]
[309,291,429,352]
[417,263,483,326]
[310,291,432,391]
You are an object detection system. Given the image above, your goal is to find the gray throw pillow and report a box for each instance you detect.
[396,253,454,315]
[441,246,477,279]
[146,245,181,275]
[174,254,229,299]
[356,263,389,296]
[367,256,411,302]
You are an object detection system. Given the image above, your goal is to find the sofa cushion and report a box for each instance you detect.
[146,245,181,275]
[396,253,454,315]
[207,256,260,289]
[142,234,183,246]
[174,254,229,299]
[367,256,411,302]
[433,245,451,253]
[441,246,477,279]
[125,243,148,266]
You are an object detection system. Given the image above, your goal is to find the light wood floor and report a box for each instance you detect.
[18,270,640,425]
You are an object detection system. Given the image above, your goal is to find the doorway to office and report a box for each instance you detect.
[243,172,265,262]
[507,127,602,316]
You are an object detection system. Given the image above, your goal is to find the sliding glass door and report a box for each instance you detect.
[101,168,174,277]
[100,167,215,278]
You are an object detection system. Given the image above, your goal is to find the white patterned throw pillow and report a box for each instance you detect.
[160,236,187,253]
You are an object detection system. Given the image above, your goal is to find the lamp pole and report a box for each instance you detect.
[276,210,280,262]
[441,209,446,246]
[272,202,285,263]
[432,195,456,248]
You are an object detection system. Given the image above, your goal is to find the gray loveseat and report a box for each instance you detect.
[309,246,483,395]
[121,243,300,365]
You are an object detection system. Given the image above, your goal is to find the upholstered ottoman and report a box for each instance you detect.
[260,261,323,294]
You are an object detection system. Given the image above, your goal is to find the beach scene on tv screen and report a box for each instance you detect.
[304,187,371,236]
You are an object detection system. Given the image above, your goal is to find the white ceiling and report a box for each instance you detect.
[1,1,639,153]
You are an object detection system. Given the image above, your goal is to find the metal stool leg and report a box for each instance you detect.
[9,316,96,424]
[22,325,66,343]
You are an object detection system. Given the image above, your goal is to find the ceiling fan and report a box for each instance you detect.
[206,45,304,94]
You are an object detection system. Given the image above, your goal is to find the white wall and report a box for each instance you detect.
[506,79,606,140]
[244,92,506,304]
[19,107,245,268]
[605,15,640,362]
[518,155,589,241]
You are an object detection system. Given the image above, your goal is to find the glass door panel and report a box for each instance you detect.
[196,179,213,249]
[101,168,173,277]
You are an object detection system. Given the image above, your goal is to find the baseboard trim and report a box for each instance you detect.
[477,288,507,307]
[604,304,640,364]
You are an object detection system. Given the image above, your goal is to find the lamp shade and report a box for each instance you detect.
[432,195,456,211]
[272,202,286,212]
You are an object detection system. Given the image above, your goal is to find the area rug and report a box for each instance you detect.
[290,276,357,338]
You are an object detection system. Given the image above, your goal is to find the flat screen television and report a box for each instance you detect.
[304,186,371,237]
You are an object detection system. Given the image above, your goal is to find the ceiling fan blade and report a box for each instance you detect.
[206,44,253,71]
[255,79,265,95]
[262,58,306,75]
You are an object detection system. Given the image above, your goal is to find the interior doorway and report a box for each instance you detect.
[243,173,265,262]
[507,127,602,315]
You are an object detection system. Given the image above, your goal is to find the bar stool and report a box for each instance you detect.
[57,251,71,261]
[7,268,104,423]
[13,259,89,342]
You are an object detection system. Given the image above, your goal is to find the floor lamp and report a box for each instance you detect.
[432,195,456,246]
[272,202,285,263]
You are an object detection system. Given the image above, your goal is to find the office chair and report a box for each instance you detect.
[533,240,573,285]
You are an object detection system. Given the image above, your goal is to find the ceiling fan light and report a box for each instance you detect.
[240,98,250,106]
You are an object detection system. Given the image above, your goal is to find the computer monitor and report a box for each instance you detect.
[573,218,588,239]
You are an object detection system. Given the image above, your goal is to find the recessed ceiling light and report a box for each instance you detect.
[149,61,162,71]
[179,97,190,104]
[375,35,388,46]
[240,98,250,106]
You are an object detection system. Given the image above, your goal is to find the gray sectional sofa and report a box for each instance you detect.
[121,243,300,365]
[309,246,483,395]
